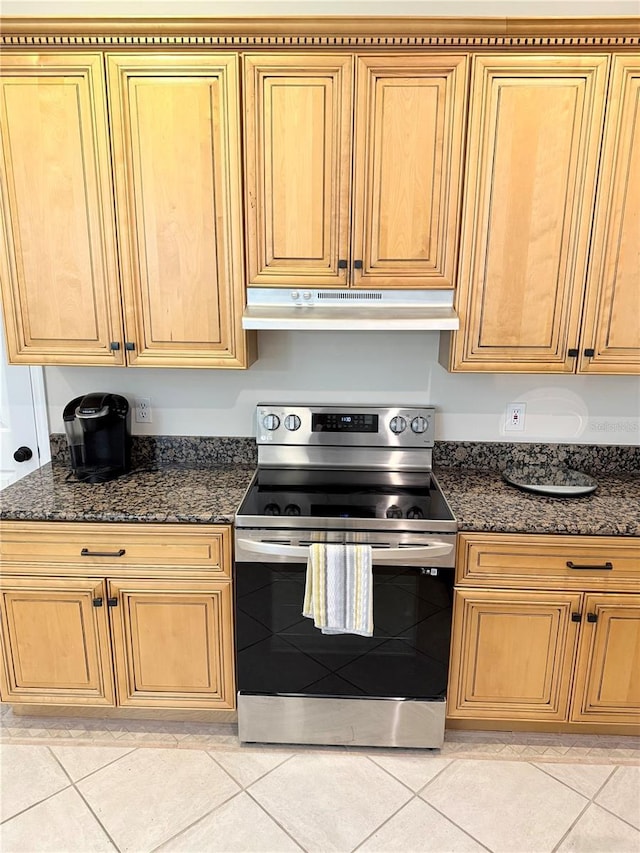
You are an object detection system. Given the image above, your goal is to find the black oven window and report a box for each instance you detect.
[236,561,453,701]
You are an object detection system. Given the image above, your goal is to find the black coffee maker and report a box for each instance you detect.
[63,393,131,483]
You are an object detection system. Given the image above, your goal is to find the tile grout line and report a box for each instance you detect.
[149,750,303,853]
[532,758,616,800]
[416,759,493,853]
[46,745,123,853]
[221,751,309,852]
[243,787,308,852]
[363,756,493,853]
[0,780,74,827]
[549,763,626,853]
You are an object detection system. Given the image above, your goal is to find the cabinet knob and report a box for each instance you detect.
[584,348,595,357]
[586,612,598,623]
[13,446,33,463]
[338,259,348,269]
[92,597,104,607]
[107,597,118,607]
[571,612,582,622]
[567,348,579,358]
[354,260,363,270]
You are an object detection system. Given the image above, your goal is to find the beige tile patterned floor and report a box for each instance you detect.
[1,706,639,852]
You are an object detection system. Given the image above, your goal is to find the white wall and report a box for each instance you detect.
[44,332,640,444]
[3,1,639,14]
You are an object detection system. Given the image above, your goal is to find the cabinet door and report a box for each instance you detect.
[570,594,640,725]
[244,54,353,286]
[107,54,252,368]
[0,577,115,705]
[449,55,608,372]
[447,589,582,721]
[108,579,235,709]
[352,55,468,288]
[0,54,124,365]
[579,56,640,374]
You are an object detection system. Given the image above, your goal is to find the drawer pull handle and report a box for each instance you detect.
[571,612,582,622]
[81,548,126,558]
[587,612,598,623]
[566,561,612,571]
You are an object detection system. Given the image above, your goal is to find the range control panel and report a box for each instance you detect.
[256,405,436,448]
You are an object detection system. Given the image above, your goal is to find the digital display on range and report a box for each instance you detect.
[312,413,379,433]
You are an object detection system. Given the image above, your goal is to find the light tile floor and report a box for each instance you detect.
[1,706,639,853]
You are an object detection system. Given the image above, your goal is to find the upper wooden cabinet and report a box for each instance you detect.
[0,52,255,368]
[579,56,640,374]
[0,54,124,365]
[244,53,468,289]
[107,54,253,368]
[444,54,610,373]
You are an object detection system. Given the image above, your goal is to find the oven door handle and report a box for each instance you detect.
[235,539,453,562]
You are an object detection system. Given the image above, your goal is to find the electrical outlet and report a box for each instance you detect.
[135,397,152,424]
[505,402,526,431]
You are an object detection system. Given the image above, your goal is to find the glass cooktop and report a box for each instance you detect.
[236,468,455,527]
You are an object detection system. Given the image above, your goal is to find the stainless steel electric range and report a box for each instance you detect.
[234,404,457,749]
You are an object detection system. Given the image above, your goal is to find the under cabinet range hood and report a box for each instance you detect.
[241,288,459,331]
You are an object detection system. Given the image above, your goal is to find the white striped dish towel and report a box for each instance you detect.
[302,543,373,637]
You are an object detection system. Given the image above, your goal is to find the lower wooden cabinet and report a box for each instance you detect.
[109,579,234,710]
[0,576,115,706]
[448,533,640,731]
[0,522,235,713]
[448,589,582,721]
[570,594,640,724]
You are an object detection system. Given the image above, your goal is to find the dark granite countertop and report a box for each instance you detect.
[0,462,256,525]
[0,459,637,537]
[435,467,639,537]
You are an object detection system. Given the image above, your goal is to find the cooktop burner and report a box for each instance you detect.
[237,468,454,526]
[234,404,457,533]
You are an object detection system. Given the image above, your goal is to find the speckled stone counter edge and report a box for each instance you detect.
[49,434,640,476]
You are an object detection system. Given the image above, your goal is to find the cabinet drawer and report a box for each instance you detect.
[0,522,230,578]
[457,533,640,591]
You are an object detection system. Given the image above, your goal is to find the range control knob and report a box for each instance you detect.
[264,503,281,516]
[386,505,403,519]
[284,414,301,431]
[407,506,424,519]
[411,416,429,434]
[284,504,301,516]
[262,413,281,431]
[389,416,407,435]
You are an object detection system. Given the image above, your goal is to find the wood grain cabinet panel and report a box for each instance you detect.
[449,534,640,732]
[446,55,608,372]
[244,54,353,286]
[580,56,640,374]
[244,53,468,289]
[352,55,468,288]
[107,54,252,368]
[0,522,229,578]
[0,522,236,713]
[108,579,235,709]
[570,594,640,725]
[0,53,124,365]
[456,533,640,593]
[447,589,582,721]
[0,577,115,705]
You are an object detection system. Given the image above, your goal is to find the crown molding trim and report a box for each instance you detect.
[1,16,639,48]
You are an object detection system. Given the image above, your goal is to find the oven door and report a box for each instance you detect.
[234,530,455,747]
